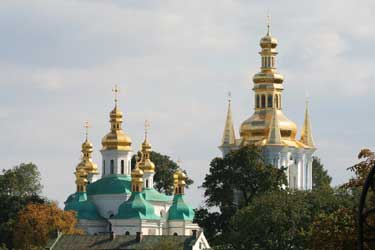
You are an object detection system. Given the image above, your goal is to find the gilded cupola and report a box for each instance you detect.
[77,122,99,175]
[75,167,88,193]
[131,164,144,193]
[101,85,132,151]
[173,169,186,195]
[239,20,302,148]
[137,122,155,173]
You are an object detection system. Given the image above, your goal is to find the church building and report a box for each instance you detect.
[63,88,210,250]
[219,26,316,190]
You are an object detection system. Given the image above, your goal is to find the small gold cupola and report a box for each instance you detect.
[75,167,88,193]
[77,122,99,176]
[101,85,132,151]
[131,162,144,193]
[138,120,155,173]
[173,169,187,195]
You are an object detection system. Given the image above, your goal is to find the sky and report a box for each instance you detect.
[0,0,375,208]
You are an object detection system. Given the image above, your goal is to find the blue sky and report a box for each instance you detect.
[0,0,374,208]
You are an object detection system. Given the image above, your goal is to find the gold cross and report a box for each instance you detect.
[177,158,182,166]
[144,120,150,140]
[112,84,120,104]
[84,121,91,140]
[228,91,232,103]
[266,11,271,35]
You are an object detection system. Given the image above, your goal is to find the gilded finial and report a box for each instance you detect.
[84,121,90,140]
[112,84,120,106]
[266,12,271,35]
[228,91,232,104]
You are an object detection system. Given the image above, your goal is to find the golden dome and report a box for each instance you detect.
[260,34,278,49]
[77,138,99,175]
[102,105,132,151]
[240,110,297,144]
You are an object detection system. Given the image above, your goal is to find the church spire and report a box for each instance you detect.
[221,92,236,146]
[267,103,282,145]
[300,99,315,148]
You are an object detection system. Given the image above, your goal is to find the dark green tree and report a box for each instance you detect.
[0,163,46,249]
[131,151,193,195]
[196,146,287,244]
[312,157,332,190]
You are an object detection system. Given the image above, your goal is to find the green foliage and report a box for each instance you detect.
[131,151,193,195]
[0,163,45,249]
[312,157,332,191]
[196,146,287,243]
[0,163,42,197]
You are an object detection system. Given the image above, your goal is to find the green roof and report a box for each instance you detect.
[142,188,172,202]
[45,234,198,250]
[64,192,103,220]
[87,174,132,196]
[168,194,195,221]
[115,192,160,220]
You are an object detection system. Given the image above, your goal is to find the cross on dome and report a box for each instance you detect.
[84,121,91,140]
[112,84,120,105]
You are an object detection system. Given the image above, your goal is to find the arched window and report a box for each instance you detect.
[267,94,273,108]
[103,160,106,175]
[256,95,260,108]
[173,233,178,236]
[261,95,266,108]
[110,160,114,174]
[125,231,130,236]
[121,160,125,174]
[146,179,149,188]
[275,95,279,109]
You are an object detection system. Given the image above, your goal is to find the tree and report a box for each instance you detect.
[0,163,42,197]
[13,203,82,250]
[0,163,45,249]
[229,191,310,250]
[131,151,193,195]
[196,146,286,243]
[312,157,332,191]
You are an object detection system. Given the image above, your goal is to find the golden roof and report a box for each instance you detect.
[76,122,99,175]
[221,93,236,146]
[300,100,315,148]
[101,105,132,151]
[174,169,186,187]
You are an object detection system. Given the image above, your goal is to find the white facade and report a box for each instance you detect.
[101,149,132,176]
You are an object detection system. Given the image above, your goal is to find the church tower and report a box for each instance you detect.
[101,85,133,177]
[219,21,316,190]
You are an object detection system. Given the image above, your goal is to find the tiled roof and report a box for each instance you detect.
[46,234,197,250]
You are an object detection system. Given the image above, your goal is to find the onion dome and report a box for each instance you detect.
[139,138,155,173]
[131,165,144,193]
[239,110,298,144]
[253,24,284,84]
[77,138,99,175]
[75,168,88,193]
[168,169,194,221]
[101,86,132,151]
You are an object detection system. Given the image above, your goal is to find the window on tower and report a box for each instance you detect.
[275,95,279,109]
[267,95,273,108]
[256,95,260,108]
[121,160,125,174]
[146,179,149,188]
[110,160,114,174]
[261,95,266,108]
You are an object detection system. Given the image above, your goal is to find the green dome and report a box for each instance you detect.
[167,194,195,221]
[64,192,102,220]
[115,192,160,220]
[142,188,172,202]
[87,174,132,195]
